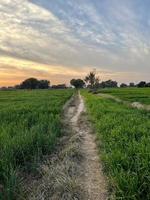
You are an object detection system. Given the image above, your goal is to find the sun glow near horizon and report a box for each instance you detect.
[0,0,150,86]
[0,56,89,86]
[0,55,147,87]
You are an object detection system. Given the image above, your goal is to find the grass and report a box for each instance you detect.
[27,132,84,200]
[82,91,150,200]
[0,89,73,200]
[97,88,150,105]
[24,92,84,200]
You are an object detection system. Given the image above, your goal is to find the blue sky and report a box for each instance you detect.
[0,0,150,86]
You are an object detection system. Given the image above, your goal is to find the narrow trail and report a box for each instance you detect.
[69,93,108,200]
[25,93,108,200]
[98,93,150,111]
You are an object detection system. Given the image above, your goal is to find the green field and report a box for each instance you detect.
[82,91,150,199]
[98,88,150,105]
[1,88,150,200]
[0,89,73,199]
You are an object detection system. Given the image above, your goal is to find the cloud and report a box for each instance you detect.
[0,0,150,86]
[0,55,149,87]
[0,56,91,86]
[0,0,79,65]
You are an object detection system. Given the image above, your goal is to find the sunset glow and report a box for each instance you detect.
[0,0,150,86]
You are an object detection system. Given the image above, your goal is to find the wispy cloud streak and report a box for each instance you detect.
[0,0,150,86]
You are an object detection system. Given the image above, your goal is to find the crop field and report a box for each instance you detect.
[1,88,150,200]
[98,88,150,105]
[0,89,73,199]
[82,91,150,199]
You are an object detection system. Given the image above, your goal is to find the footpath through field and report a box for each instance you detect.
[71,93,108,200]
[26,92,108,200]
[97,93,150,111]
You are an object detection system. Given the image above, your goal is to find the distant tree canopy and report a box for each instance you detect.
[120,83,128,88]
[84,71,119,89]
[85,71,99,88]
[146,82,150,87]
[85,71,97,87]
[129,82,135,87]
[51,84,67,89]
[137,81,146,88]
[9,71,150,91]
[38,80,50,89]
[100,80,118,88]
[136,81,150,87]
[70,79,85,88]
[20,78,50,89]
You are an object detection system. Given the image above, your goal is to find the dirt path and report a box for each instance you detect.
[97,93,122,103]
[98,93,150,111]
[25,93,108,200]
[70,93,108,200]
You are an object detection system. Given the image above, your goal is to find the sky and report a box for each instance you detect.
[0,0,150,86]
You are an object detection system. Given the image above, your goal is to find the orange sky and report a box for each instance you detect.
[0,0,150,87]
[0,56,87,86]
[1,56,148,87]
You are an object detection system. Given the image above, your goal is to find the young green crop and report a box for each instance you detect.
[98,88,150,105]
[82,91,150,200]
[0,89,73,200]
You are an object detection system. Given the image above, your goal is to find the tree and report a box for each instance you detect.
[51,84,67,89]
[94,77,100,89]
[85,71,99,88]
[98,80,118,88]
[70,79,85,89]
[15,85,21,89]
[137,81,146,88]
[146,82,150,87]
[129,82,135,87]
[20,78,39,89]
[120,83,128,88]
[38,80,50,89]
[20,78,50,89]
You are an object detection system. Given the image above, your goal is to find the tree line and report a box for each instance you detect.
[70,71,150,89]
[14,78,67,90]
[1,71,149,90]
[15,73,150,90]
[16,78,50,89]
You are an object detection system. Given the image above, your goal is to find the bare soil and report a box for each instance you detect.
[77,94,108,200]
[24,93,108,200]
